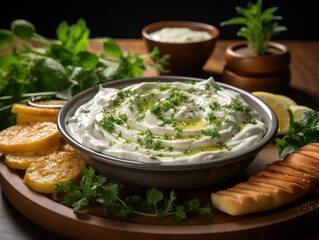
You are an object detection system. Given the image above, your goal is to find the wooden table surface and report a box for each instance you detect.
[1,39,319,240]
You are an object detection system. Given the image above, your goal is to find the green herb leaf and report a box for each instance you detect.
[76,51,99,70]
[0,29,14,50]
[103,38,122,58]
[56,21,69,42]
[11,19,35,39]
[146,188,163,213]
[276,110,319,159]
[55,166,214,222]
[32,58,70,91]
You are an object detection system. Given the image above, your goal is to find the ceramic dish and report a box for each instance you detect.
[57,76,277,189]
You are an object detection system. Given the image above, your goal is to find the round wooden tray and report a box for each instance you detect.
[1,144,319,240]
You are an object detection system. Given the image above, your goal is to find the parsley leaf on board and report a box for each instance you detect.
[54,167,213,222]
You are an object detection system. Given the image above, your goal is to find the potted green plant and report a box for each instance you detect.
[220,0,291,92]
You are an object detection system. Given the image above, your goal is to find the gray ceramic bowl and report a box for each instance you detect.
[57,76,277,189]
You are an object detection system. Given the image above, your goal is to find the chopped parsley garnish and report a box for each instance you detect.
[217,142,232,151]
[112,100,120,106]
[168,90,187,105]
[157,84,170,91]
[159,117,176,127]
[174,126,183,133]
[185,80,195,85]
[150,104,163,115]
[136,112,146,121]
[117,90,134,99]
[81,108,90,113]
[137,129,162,150]
[96,114,128,132]
[214,84,221,91]
[150,155,159,160]
[209,101,221,110]
[226,99,250,113]
[201,128,221,139]
[205,113,221,126]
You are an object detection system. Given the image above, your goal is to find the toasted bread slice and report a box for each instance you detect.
[276,160,319,179]
[297,150,319,161]
[299,143,319,152]
[284,152,319,170]
[255,169,313,190]
[211,142,319,216]
[266,161,319,193]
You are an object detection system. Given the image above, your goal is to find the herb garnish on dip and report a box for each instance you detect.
[68,77,266,162]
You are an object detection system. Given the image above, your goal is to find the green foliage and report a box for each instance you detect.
[276,110,319,159]
[220,0,287,55]
[11,19,36,39]
[54,167,213,222]
[0,19,169,130]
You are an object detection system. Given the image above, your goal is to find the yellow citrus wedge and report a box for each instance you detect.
[289,105,315,121]
[252,91,290,135]
[252,91,297,106]
[274,94,297,106]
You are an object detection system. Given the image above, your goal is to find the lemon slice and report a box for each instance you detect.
[252,92,297,106]
[289,105,315,121]
[274,94,297,106]
[252,91,290,135]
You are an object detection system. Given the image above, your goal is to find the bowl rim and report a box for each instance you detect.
[57,76,277,172]
[141,21,220,45]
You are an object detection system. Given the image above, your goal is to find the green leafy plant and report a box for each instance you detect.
[0,19,169,130]
[220,0,287,55]
[276,110,319,159]
[54,167,213,222]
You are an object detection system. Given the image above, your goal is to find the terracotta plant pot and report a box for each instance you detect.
[222,41,291,93]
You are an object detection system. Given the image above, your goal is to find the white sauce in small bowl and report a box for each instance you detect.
[67,77,267,163]
[149,27,212,43]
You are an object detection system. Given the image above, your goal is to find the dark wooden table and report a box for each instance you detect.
[1,39,319,240]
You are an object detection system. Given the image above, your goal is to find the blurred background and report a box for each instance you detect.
[1,0,318,40]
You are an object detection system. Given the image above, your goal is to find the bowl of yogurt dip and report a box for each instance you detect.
[142,21,219,76]
[57,76,277,189]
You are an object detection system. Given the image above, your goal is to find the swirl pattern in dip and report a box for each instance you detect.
[67,77,267,163]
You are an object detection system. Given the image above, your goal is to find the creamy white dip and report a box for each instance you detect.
[149,27,212,43]
[67,77,266,163]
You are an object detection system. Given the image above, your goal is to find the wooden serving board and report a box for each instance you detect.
[1,144,319,240]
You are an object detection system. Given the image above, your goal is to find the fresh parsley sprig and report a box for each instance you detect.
[0,19,169,130]
[54,167,213,222]
[276,110,319,159]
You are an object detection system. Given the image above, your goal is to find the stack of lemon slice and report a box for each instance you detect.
[252,92,315,135]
